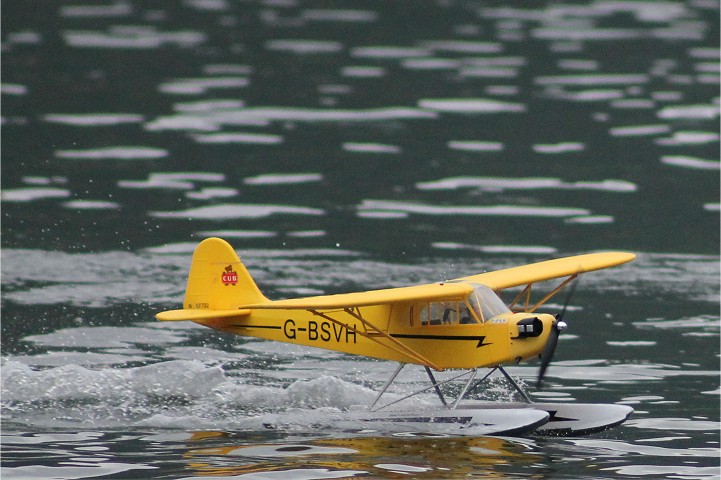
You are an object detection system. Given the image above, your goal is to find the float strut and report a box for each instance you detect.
[498,366,533,403]
[370,363,406,410]
[425,367,447,406]
[451,368,478,410]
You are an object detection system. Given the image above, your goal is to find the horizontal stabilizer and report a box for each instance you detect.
[156,308,251,321]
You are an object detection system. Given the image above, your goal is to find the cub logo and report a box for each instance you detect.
[221,265,238,286]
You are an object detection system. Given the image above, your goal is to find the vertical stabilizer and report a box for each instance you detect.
[183,237,268,310]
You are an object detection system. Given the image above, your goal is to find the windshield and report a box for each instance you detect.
[468,284,511,322]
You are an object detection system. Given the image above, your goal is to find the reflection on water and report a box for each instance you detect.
[178,434,537,479]
[1,432,539,479]
[3,428,719,479]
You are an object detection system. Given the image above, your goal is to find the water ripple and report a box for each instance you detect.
[149,204,325,220]
[43,113,144,126]
[145,107,437,132]
[417,98,526,113]
[54,147,168,160]
[417,177,636,193]
[63,28,206,49]
[358,199,590,218]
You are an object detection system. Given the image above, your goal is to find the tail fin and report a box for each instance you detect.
[182,237,268,310]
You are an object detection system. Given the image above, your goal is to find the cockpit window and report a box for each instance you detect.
[468,284,511,322]
[415,284,510,326]
[419,301,476,325]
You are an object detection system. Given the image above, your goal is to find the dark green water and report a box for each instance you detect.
[2,1,719,479]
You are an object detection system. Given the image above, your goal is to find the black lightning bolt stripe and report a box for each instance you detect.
[227,327,490,347]
[390,334,491,348]
[229,324,281,330]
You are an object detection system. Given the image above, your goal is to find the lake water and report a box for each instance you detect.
[2,1,719,479]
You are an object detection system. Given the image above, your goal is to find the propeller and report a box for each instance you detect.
[536,280,576,389]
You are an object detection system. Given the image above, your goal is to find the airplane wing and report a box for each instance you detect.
[242,282,473,310]
[157,252,633,322]
[453,252,636,291]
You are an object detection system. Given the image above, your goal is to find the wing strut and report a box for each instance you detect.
[509,274,577,313]
[309,308,442,371]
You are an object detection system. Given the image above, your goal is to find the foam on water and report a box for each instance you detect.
[0,358,402,431]
[23,326,189,349]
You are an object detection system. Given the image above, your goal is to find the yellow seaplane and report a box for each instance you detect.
[157,237,636,436]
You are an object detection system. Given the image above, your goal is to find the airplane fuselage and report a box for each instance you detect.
[197,305,555,370]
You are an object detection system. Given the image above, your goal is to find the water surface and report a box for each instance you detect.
[2,1,719,478]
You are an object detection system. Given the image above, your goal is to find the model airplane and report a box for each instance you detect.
[157,237,636,436]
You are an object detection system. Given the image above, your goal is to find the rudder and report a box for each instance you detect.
[183,237,268,310]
